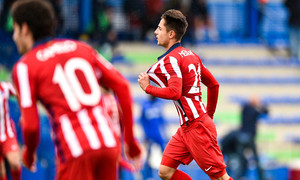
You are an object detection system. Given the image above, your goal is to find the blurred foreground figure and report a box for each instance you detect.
[138,9,232,180]
[0,81,21,180]
[10,0,142,179]
[222,96,268,180]
[101,87,140,178]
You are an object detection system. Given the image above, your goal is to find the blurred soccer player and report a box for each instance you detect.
[10,0,142,179]
[0,81,21,180]
[138,9,232,180]
[101,87,139,174]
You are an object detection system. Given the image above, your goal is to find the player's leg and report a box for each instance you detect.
[0,156,7,180]
[2,137,21,180]
[182,116,231,180]
[5,151,21,180]
[158,128,193,180]
[159,158,191,180]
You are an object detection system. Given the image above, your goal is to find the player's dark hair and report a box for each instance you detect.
[11,0,55,41]
[161,9,188,41]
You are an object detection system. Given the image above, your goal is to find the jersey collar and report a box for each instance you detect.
[157,42,181,60]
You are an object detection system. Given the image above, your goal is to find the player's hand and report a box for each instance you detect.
[124,140,145,171]
[21,146,37,172]
[138,72,150,91]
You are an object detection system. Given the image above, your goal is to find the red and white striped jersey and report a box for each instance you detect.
[101,91,121,138]
[0,82,16,142]
[12,39,135,163]
[146,43,219,125]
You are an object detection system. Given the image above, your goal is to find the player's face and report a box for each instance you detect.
[154,19,170,48]
[13,23,28,55]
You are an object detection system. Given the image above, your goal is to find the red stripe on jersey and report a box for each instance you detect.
[56,106,117,162]
[0,82,16,142]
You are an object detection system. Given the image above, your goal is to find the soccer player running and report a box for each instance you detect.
[138,9,233,180]
[0,81,21,180]
[10,0,142,179]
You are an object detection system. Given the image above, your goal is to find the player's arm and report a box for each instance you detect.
[93,52,141,158]
[139,74,182,100]
[200,63,219,119]
[138,57,182,100]
[12,62,39,171]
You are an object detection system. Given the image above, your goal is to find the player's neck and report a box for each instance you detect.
[21,23,35,53]
[165,40,180,51]
[26,37,34,53]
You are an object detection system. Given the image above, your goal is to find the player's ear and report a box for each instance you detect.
[169,30,176,39]
[21,22,30,36]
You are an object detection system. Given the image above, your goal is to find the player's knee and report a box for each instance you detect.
[9,160,20,170]
[6,153,20,170]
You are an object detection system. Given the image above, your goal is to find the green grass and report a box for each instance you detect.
[268,150,300,162]
[125,52,162,64]
[257,130,277,142]
[214,111,240,125]
[0,67,10,81]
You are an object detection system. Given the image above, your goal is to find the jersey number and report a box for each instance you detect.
[188,64,201,94]
[53,58,101,111]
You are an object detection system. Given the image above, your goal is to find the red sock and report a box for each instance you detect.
[170,170,192,180]
[10,167,21,180]
[0,176,7,180]
[229,177,234,180]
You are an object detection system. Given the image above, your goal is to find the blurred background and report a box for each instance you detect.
[1,0,300,179]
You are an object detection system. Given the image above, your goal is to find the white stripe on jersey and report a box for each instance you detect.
[200,102,207,113]
[93,106,116,147]
[195,95,207,114]
[77,109,101,150]
[0,95,6,142]
[1,83,14,138]
[184,97,199,119]
[3,82,16,96]
[16,63,32,108]
[169,56,182,78]
[159,60,170,80]
[174,100,189,125]
[148,60,166,88]
[60,115,83,157]
[6,112,14,138]
[174,102,183,125]
[9,83,16,95]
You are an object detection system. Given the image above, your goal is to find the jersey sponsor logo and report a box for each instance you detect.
[36,40,77,61]
[178,50,193,57]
